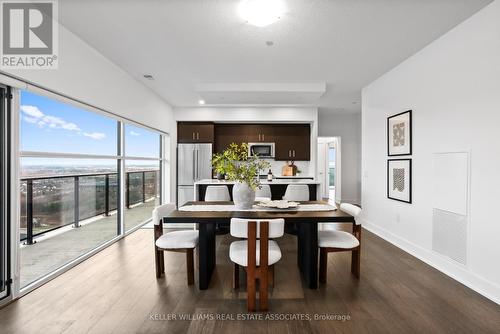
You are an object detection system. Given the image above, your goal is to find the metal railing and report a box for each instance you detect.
[20,170,159,245]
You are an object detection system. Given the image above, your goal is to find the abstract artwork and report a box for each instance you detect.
[388,159,412,203]
[388,110,412,156]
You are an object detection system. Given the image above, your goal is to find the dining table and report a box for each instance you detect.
[162,201,356,290]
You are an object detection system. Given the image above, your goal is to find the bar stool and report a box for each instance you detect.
[255,184,272,202]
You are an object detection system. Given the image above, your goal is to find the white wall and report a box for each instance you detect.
[362,0,500,304]
[1,24,177,202]
[318,112,361,204]
[174,106,319,177]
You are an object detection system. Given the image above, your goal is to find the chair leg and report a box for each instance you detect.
[233,263,239,289]
[186,248,194,285]
[268,265,274,289]
[319,248,328,284]
[154,248,162,278]
[351,225,361,278]
[259,267,269,312]
[160,251,165,274]
[247,273,256,312]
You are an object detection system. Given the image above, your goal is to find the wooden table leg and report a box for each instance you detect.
[298,222,318,289]
[199,222,216,290]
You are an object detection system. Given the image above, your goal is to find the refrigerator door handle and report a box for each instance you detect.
[196,148,200,180]
[192,149,196,182]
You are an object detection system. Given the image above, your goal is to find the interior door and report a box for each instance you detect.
[0,86,10,300]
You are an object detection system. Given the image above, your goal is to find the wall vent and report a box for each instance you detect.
[432,209,467,264]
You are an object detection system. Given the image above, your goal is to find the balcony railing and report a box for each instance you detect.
[20,170,159,245]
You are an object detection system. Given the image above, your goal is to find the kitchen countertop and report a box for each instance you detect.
[195,179,321,185]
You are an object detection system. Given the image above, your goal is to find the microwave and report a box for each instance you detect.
[248,142,275,158]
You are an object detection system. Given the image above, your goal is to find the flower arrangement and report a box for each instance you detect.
[211,143,270,190]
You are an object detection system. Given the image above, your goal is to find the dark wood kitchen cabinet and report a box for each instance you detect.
[274,124,310,161]
[213,123,310,160]
[177,122,214,143]
[214,124,249,152]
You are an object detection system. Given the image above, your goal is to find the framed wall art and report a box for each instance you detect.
[387,110,412,156]
[387,159,412,203]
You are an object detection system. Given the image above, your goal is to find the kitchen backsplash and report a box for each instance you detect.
[262,159,311,177]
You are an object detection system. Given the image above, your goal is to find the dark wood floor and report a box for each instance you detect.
[1,226,499,334]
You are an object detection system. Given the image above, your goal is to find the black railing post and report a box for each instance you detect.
[104,174,110,216]
[142,171,146,203]
[24,179,35,245]
[153,171,157,200]
[126,172,130,209]
[73,176,80,228]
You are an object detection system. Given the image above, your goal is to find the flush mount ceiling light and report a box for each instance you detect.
[238,0,286,27]
[198,99,206,105]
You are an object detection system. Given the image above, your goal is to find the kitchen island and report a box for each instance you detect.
[194,179,321,201]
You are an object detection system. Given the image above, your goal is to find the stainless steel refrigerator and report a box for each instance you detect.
[177,143,213,207]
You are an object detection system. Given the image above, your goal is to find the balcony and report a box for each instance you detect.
[20,170,159,288]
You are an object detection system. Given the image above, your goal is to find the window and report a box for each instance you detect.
[124,125,162,232]
[18,89,167,289]
[19,91,121,288]
[20,91,117,155]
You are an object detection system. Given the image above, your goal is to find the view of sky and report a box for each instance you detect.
[20,90,160,164]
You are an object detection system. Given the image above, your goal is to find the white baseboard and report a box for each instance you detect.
[360,218,500,305]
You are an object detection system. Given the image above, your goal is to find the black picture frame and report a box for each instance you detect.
[387,158,412,204]
[387,110,412,156]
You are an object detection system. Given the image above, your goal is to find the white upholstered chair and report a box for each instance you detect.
[229,218,284,311]
[153,203,199,285]
[318,203,362,283]
[255,184,272,202]
[283,184,310,201]
[204,185,231,234]
[204,185,231,201]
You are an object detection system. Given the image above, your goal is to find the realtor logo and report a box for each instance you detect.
[1,0,58,69]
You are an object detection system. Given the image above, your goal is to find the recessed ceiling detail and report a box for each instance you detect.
[58,0,493,113]
[195,82,326,105]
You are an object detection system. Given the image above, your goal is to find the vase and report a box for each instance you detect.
[232,182,256,209]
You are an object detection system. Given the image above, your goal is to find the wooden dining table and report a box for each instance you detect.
[162,201,356,290]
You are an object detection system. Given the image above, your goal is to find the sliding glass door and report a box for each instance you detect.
[0,86,10,300]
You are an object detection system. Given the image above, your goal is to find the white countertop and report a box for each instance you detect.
[195,179,321,185]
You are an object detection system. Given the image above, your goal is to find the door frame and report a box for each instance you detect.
[317,136,341,203]
[0,85,12,302]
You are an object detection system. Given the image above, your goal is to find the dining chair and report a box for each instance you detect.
[204,185,231,234]
[255,184,272,202]
[153,203,199,285]
[283,184,310,201]
[318,203,362,284]
[283,184,310,235]
[229,218,284,312]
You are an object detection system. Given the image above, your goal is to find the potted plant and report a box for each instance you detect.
[211,143,270,209]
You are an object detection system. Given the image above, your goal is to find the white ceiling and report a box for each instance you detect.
[58,0,492,113]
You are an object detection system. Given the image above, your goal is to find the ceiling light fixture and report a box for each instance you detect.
[238,0,286,27]
[198,99,206,105]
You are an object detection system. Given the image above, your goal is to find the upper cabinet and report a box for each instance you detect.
[274,124,310,161]
[213,123,311,160]
[177,122,214,143]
